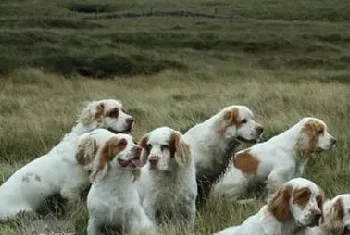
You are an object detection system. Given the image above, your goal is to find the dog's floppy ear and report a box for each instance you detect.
[138,133,150,164]
[79,101,105,125]
[169,131,190,168]
[324,197,344,234]
[297,119,323,157]
[76,134,97,170]
[90,136,127,182]
[268,185,292,222]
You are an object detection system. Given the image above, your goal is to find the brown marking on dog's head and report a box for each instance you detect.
[297,119,325,157]
[324,197,345,234]
[90,136,127,181]
[138,133,150,164]
[219,107,244,133]
[268,185,293,222]
[169,131,190,167]
[233,150,259,174]
[317,191,325,220]
[293,187,312,208]
[106,108,119,118]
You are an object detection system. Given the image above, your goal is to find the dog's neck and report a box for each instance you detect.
[259,205,297,235]
[97,167,137,188]
[266,124,305,158]
[71,122,97,135]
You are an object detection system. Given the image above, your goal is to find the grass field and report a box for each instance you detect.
[0,0,350,234]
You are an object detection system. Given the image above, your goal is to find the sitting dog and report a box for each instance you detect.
[214,177,324,235]
[183,105,263,203]
[87,129,154,235]
[138,127,197,228]
[213,117,336,200]
[304,194,350,235]
[0,99,134,221]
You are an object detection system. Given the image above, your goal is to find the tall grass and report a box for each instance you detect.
[0,67,349,234]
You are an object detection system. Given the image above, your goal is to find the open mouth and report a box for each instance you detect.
[118,156,142,168]
[107,127,132,134]
[237,136,257,144]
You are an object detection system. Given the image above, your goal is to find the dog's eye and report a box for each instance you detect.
[242,119,247,124]
[161,145,169,151]
[318,129,323,134]
[108,108,119,118]
[146,144,152,150]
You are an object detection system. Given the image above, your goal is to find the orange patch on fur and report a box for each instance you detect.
[96,137,127,172]
[169,131,190,161]
[293,187,311,208]
[268,185,292,222]
[94,103,105,121]
[219,108,244,134]
[233,150,259,174]
[76,137,97,166]
[298,120,325,157]
[333,197,344,221]
[317,191,325,218]
[139,134,150,153]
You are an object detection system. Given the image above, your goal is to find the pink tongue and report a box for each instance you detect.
[131,159,141,167]
[118,160,129,167]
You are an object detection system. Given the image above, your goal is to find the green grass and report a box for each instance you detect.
[0,0,350,234]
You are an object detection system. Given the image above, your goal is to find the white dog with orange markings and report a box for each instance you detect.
[138,127,197,228]
[304,194,350,235]
[86,129,154,235]
[183,105,263,203]
[214,178,324,235]
[213,117,336,201]
[0,99,134,221]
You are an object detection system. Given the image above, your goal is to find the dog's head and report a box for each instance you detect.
[322,194,350,235]
[79,99,134,134]
[268,177,324,227]
[139,127,190,171]
[75,129,143,182]
[296,117,336,157]
[218,105,263,143]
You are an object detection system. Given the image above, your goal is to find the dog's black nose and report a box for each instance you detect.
[256,126,264,135]
[330,138,336,146]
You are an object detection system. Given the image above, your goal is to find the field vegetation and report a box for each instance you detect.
[0,0,349,234]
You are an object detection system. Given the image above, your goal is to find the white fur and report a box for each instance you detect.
[213,117,335,200]
[138,127,197,228]
[87,130,154,235]
[0,99,133,221]
[182,105,263,201]
[304,194,350,235]
[214,178,323,235]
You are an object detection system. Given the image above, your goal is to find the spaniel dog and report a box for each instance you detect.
[214,178,324,235]
[138,127,197,228]
[87,129,154,235]
[304,194,350,235]
[212,117,336,200]
[0,99,134,221]
[182,105,263,203]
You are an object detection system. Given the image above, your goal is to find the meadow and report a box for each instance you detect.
[0,0,350,234]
